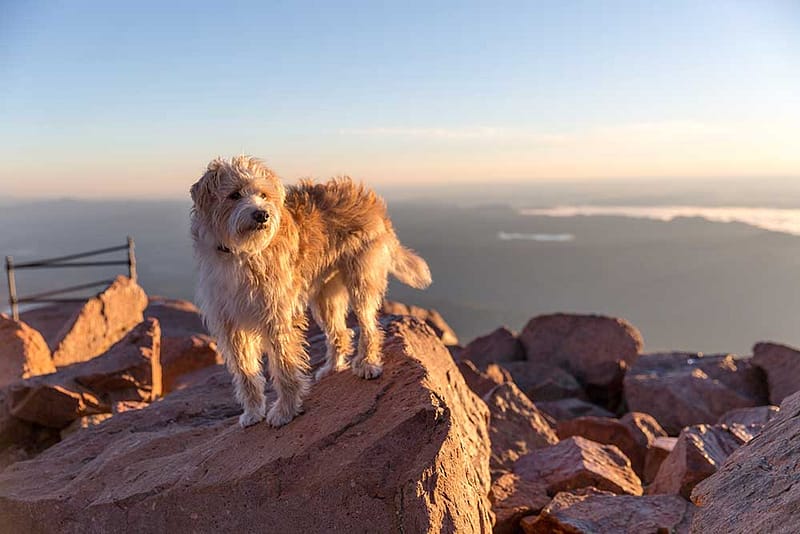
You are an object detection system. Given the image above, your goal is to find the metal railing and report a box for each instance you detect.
[4,236,137,321]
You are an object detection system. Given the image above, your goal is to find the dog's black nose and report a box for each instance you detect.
[252,210,270,223]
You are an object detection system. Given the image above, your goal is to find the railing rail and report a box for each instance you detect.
[4,236,136,321]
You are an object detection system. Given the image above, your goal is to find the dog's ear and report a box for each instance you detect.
[190,158,224,212]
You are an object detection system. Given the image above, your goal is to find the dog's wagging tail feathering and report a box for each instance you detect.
[190,155,431,427]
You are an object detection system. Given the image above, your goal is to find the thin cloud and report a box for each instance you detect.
[337,120,734,144]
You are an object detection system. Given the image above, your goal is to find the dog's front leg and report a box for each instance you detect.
[217,327,267,427]
[263,318,311,427]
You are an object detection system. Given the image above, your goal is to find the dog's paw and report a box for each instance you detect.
[352,360,383,380]
[314,361,347,381]
[266,402,302,427]
[238,408,265,428]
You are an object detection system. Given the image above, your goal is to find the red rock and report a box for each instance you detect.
[0,314,56,387]
[60,413,113,439]
[490,472,550,534]
[71,318,162,402]
[717,405,779,427]
[7,319,161,428]
[0,316,492,532]
[691,391,800,533]
[536,398,615,422]
[624,352,768,435]
[515,436,642,496]
[519,313,643,389]
[485,382,558,470]
[621,412,667,443]
[459,327,525,368]
[556,413,666,477]
[500,361,584,402]
[484,364,512,388]
[113,400,149,413]
[648,424,753,499]
[457,359,511,398]
[8,382,108,428]
[0,389,60,469]
[643,436,678,485]
[752,342,800,404]
[145,295,221,393]
[51,276,148,366]
[521,487,694,534]
[158,335,219,393]
[19,302,84,351]
[379,300,459,346]
[310,300,459,347]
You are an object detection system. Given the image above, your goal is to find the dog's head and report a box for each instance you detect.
[190,155,285,254]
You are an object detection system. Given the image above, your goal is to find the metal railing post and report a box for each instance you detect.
[5,256,18,321]
[127,236,137,282]
[4,238,136,315]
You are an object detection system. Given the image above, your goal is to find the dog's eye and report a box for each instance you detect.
[228,191,242,200]
[259,192,268,199]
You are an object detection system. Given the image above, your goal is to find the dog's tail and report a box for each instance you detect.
[389,237,432,289]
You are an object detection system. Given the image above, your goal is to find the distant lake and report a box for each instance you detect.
[2,199,800,355]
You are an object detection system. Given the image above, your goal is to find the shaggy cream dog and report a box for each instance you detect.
[190,155,431,427]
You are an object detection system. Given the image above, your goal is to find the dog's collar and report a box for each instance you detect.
[217,244,232,254]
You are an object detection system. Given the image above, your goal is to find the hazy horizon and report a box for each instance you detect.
[3,195,800,356]
[3,175,800,206]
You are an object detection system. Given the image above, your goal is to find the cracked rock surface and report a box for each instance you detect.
[0,316,491,534]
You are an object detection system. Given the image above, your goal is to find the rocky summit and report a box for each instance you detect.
[0,277,799,533]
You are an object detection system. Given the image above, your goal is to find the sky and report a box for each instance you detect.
[1,0,799,199]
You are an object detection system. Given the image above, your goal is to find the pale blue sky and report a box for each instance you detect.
[1,0,799,198]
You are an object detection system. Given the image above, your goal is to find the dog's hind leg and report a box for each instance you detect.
[218,328,267,428]
[310,273,353,381]
[346,243,390,380]
[264,316,311,427]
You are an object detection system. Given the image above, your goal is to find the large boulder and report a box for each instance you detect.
[19,302,84,351]
[144,297,221,393]
[485,382,558,471]
[716,405,779,427]
[624,352,768,435]
[0,315,55,387]
[0,316,492,533]
[521,487,694,534]
[459,327,525,368]
[6,318,161,428]
[500,361,584,402]
[379,300,459,346]
[556,413,666,476]
[514,436,643,496]
[648,424,754,499]
[51,276,148,366]
[690,390,800,533]
[519,313,643,390]
[456,359,511,398]
[536,398,614,422]
[643,436,677,485]
[0,389,60,470]
[490,472,550,534]
[752,342,800,404]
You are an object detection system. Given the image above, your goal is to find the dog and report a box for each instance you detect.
[190,155,431,427]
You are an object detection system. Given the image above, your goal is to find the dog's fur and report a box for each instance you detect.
[190,155,431,427]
